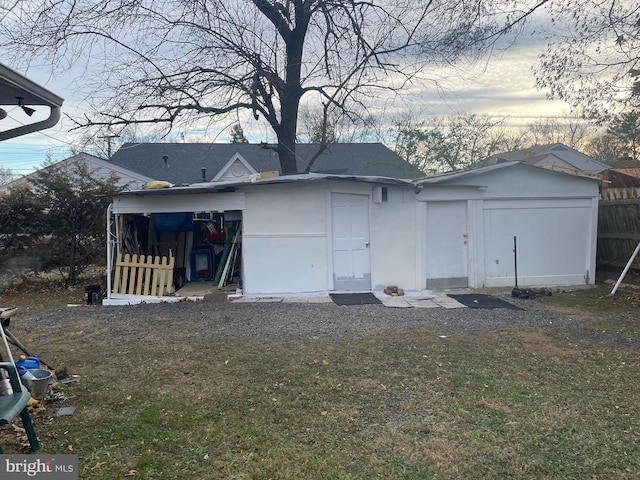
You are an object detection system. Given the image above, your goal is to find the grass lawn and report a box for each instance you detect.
[1,279,640,479]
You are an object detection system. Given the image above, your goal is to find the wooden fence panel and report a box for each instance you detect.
[598,199,640,268]
[112,253,175,296]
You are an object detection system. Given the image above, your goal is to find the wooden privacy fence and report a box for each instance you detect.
[112,253,175,296]
[598,199,640,268]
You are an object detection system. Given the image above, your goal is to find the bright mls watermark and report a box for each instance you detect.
[1,455,78,479]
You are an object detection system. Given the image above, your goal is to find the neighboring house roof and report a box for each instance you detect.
[484,143,609,174]
[0,152,154,192]
[602,168,640,187]
[107,142,423,185]
[612,168,640,178]
[0,62,64,141]
[600,157,640,169]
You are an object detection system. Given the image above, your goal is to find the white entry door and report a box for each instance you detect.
[331,193,371,291]
[426,201,469,288]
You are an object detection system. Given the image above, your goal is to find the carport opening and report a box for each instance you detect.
[113,210,242,295]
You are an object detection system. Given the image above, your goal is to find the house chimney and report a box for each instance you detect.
[201,167,207,182]
[162,155,169,168]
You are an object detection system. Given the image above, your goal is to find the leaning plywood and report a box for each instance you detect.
[112,254,175,296]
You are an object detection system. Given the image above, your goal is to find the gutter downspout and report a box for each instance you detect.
[0,105,61,142]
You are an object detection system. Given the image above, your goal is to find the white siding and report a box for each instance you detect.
[109,162,599,297]
[216,159,254,183]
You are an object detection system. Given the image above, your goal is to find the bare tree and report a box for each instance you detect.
[298,103,378,144]
[583,132,627,162]
[391,112,520,174]
[297,102,383,171]
[535,0,640,121]
[299,106,338,146]
[0,167,17,186]
[527,114,593,149]
[63,124,167,160]
[585,110,640,162]
[0,1,545,174]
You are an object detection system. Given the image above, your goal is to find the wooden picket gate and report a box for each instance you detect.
[112,253,175,296]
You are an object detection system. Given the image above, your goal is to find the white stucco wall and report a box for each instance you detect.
[368,186,421,291]
[241,182,329,295]
[241,180,421,295]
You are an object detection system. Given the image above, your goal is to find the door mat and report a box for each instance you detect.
[330,293,382,306]
[448,294,523,310]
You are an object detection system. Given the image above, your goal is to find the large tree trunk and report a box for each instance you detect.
[277,135,298,175]
[276,92,301,174]
[273,1,307,175]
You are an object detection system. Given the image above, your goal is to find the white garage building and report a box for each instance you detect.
[106,161,599,303]
[415,162,599,289]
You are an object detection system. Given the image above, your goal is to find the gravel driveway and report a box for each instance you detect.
[9,291,639,350]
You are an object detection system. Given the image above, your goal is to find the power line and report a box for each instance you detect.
[97,134,120,159]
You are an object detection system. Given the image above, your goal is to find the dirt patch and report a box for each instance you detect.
[518,330,579,358]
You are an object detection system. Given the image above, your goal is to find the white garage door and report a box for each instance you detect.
[483,199,593,287]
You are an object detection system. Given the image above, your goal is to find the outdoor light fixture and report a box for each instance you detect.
[15,97,35,117]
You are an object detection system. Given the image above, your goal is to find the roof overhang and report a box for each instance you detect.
[413,161,601,187]
[115,172,413,197]
[0,62,64,141]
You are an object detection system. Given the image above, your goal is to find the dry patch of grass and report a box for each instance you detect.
[518,330,580,358]
[537,285,640,339]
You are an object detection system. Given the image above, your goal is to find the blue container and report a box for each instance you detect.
[190,248,213,281]
[15,356,40,375]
